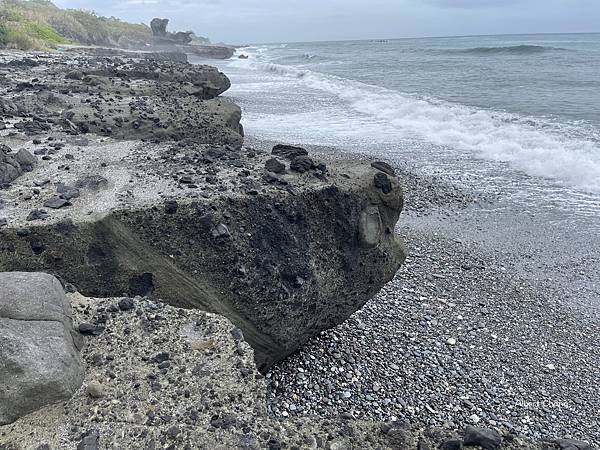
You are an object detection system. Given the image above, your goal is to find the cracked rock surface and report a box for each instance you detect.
[0,272,83,425]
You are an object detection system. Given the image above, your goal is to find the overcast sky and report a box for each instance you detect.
[53,0,600,44]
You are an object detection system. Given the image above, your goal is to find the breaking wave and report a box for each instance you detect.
[459,44,570,55]
[230,46,600,194]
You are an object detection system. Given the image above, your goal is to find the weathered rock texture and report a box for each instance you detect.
[0,294,554,449]
[0,272,83,425]
[0,52,404,371]
[0,52,242,146]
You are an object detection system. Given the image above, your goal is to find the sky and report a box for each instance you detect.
[53,0,600,44]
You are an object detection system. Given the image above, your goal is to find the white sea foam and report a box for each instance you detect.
[229,46,600,194]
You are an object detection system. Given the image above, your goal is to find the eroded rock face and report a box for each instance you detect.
[0,52,402,371]
[0,159,405,371]
[0,272,84,425]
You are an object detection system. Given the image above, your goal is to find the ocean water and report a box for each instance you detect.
[203,34,600,219]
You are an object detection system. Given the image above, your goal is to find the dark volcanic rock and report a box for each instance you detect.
[290,155,314,173]
[265,158,286,174]
[463,426,502,450]
[0,161,406,372]
[374,172,393,194]
[371,161,396,176]
[272,144,309,160]
[554,439,593,450]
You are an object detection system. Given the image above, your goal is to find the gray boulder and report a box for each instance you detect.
[0,272,84,425]
[15,148,37,172]
[0,146,22,185]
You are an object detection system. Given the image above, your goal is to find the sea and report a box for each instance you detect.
[198,33,600,307]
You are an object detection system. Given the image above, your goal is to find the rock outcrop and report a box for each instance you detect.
[149,17,235,59]
[151,18,193,45]
[0,52,405,371]
[0,53,241,146]
[0,272,84,425]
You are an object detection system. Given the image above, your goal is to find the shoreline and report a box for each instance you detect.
[245,138,600,445]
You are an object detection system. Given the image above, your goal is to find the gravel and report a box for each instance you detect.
[265,155,600,447]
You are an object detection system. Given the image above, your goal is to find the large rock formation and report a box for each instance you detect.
[0,52,404,371]
[0,272,84,425]
[149,17,235,59]
[150,18,193,45]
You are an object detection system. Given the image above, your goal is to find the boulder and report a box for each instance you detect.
[0,146,22,185]
[0,153,405,372]
[0,272,84,425]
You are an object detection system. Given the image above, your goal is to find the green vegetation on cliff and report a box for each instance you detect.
[0,0,207,50]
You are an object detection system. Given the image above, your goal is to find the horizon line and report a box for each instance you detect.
[244,30,600,47]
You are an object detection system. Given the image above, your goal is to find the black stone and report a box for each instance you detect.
[290,155,314,173]
[230,328,244,342]
[265,158,286,174]
[371,161,396,176]
[78,323,105,336]
[554,439,593,450]
[118,297,135,311]
[43,197,71,209]
[440,440,463,450]
[374,172,393,194]
[463,426,502,450]
[77,430,99,450]
[27,209,49,221]
[272,144,308,160]
[153,352,170,363]
[164,199,178,214]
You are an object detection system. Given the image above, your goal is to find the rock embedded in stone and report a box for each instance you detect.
[290,155,314,173]
[265,158,286,174]
[77,430,100,450]
[43,197,71,209]
[371,161,396,176]
[374,172,393,194]
[0,272,84,425]
[27,209,49,221]
[554,439,593,450]
[86,381,105,399]
[463,426,502,450]
[272,144,309,160]
[118,297,135,311]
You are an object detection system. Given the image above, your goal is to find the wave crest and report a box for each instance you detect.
[460,44,569,55]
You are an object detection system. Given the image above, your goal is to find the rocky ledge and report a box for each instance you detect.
[0,51,405,371]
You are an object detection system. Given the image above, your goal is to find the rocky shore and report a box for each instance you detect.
[0,49,595,450]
